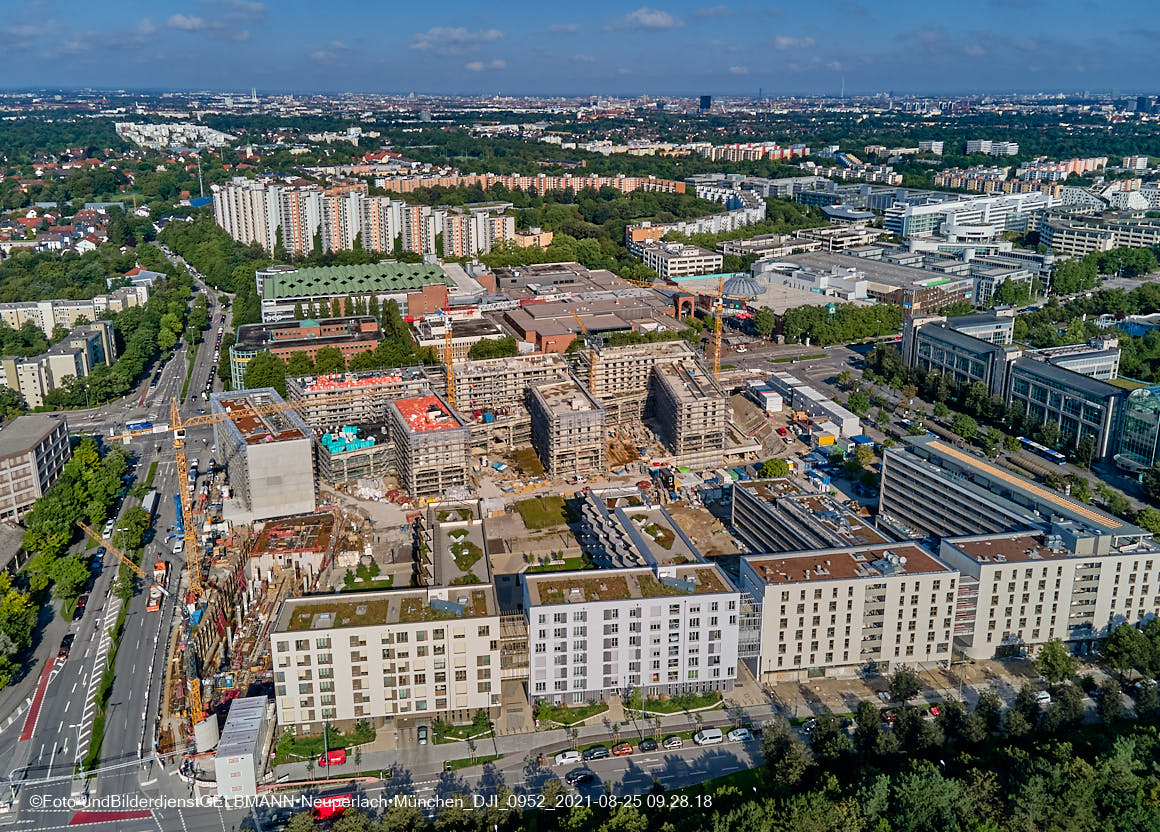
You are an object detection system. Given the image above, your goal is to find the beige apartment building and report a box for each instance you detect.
[739,542,957,683]
[939,530,1160,659]
[0,414,70,521]
[271,587,502,734]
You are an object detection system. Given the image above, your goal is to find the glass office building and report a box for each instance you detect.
[1118,385,1160,467]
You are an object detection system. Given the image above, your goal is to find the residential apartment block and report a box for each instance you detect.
[940,530,1160,659]
[965,140,1020,156]
[651,361,727,468]
[528,376,606,479]
[0,321,116,408]
[386,394,470,499]
[740,541,956,683]
[0,286,149,339]
[732,480,893,554]
[255,263,452,322]
[441,205,516,258]
[884,192,1053,238]
[0,414,70,521]
[524,489,740,703]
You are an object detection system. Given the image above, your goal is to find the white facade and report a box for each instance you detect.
[214,696,270,799]
[638,242,723,279]
[523,564,741,703]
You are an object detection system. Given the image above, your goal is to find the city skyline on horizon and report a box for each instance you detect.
[5,0,1158,98]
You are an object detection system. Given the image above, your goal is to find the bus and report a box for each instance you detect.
[1018,437,1067,466]
[126,420,152,433]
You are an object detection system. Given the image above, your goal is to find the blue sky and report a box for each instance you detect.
[4,0,1157,96]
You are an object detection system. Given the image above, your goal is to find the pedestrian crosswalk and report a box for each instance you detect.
[74,599,122,767]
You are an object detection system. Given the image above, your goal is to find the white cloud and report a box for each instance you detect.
[548,23,581,33]
[774,35,814,50]
[168,14,208,32]
[826,60,843,71]
[695,5,732,17]
[222,0,266,14]
[572,54,596,63]
[465,59,506,72]
[729,65,749,74]
[411,27,504,54]
[167,12,249,40]
[962,43,987,56]
[608,7,684,30]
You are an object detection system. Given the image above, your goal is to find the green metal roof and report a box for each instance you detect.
[262,263,452,300]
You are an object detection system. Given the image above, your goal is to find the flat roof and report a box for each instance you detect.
[653,361,723,402]
[946,533,1071,565]
[216,392,308,444]
[783,494,892,546]
[276,587,496,630]
[746,542,951,584]
[533,377,602,415]
[785,251,962,289]
[216,696,266,759]
[621,505,703,566]
[252,512,335,556]
[737,479,803,500]
[260,263,451,300]
[524,564,733,605]
[235,316,380,350]
[0,414,65,457]
[911,437,1132,532]
[392,395,462,432]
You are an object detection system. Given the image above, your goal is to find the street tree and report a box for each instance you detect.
[1035,638,1079,684]
[889,667,922,704]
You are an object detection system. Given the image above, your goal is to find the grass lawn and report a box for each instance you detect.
[445,753,502,771]
[434,724,494,744]
[511,446,545,477]
[537,701,609,726]
[273,724,375,765]
[526,555,593,573]
[180,343,200,400]
[674,764,768,795]
[450,541,482,573]
[515,496,569,530]
[144,460,158,489]
[638,690,722,714]
[339,577,394,592]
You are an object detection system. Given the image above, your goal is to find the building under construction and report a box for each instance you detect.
[528,375,606,479]
[444,353,571,450]
[211,389,316,522]
[286,368,431,431]
[572,339,701,425]
[387,393,470,498]
[651,361,728,468]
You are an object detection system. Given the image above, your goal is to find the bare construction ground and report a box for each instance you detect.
[664,500,741,557]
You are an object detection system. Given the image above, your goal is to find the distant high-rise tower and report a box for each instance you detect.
[1137,96,1152,113]
[251,87,257,104]
[699,95,712,112]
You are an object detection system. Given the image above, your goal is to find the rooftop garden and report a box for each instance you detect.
[642,522,676,550]
[526,552,594,573]
[397,590,489,623]
[437,508,474,523]
[450,539,483,574]
[535,575,631,604]
[285,598,391,631]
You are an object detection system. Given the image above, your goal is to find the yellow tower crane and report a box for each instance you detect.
[444,315,456,407]
[713,274,724,380]
[109,387,387,725]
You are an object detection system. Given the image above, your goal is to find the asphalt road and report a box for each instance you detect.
[1,260,251,832]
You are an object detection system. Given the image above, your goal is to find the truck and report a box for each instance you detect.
[140,490,159,520]
[146,561,169,612]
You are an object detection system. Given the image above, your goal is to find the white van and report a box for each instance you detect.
[693,728,723,746]
[173,539,184,556]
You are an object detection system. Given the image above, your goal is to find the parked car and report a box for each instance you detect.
[73,594,89,621]
[880,708,899,724]
[58,634,75,660]
[662,736,683,750]
[611,742,633,757]
[318,749,346,767]
[173,540,184,555]
[417,726,428,745]
[1035,690,1052,706]
[554,750,581,767]
[565,768,594,787]
[582,745,610,761]
[727,728,752,743]
[776,427,788,437]
[638,738,658,752]
[801,718,817,735]
[693,728,723,746]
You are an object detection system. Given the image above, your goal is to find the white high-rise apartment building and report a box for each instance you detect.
[212,177,441,257]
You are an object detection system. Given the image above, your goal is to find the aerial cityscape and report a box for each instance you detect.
[2,3,1160,832]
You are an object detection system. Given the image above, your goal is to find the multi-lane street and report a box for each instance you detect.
[0,258,254,831]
